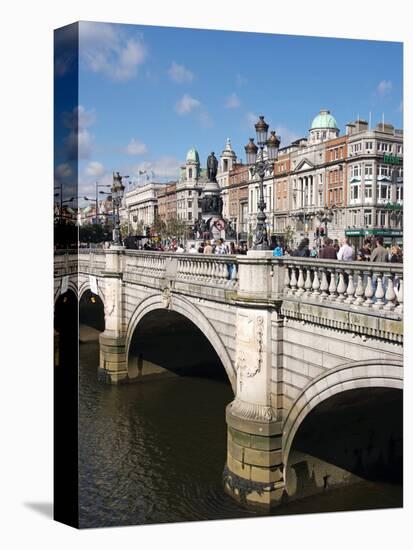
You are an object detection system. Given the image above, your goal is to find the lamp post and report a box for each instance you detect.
[111,171,127,246]
[95,182,111,224]
[316,205,335,240]
[245,116,279,250]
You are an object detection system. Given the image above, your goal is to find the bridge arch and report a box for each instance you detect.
[282,359,403,468]
[125,293,236,390]
[78,279,105,306]
[54,279,78,305]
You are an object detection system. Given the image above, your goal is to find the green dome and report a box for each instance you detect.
[311,109,338,130]
[186,147,199,163]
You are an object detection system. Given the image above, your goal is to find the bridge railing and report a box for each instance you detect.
[176,254,238,287]
[122,250,239,287]
[279,257,403,313]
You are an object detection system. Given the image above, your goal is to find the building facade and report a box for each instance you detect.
[157,182,177,222]
[124,182,165,232]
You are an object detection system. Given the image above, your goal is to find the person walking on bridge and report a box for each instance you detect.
[319,237,337,259]
[337,237,355,261]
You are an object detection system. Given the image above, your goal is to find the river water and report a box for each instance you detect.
[78,333,402,529]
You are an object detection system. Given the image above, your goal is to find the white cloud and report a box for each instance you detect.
[274,126,300,146]
[246,112,259,127]
[80,22,147,81]
[134,156,182,180]
[124,138,148,156]
[85,161,105,177]
[225,92,241,109]
[55,163,72,178]
[63,105,96,160]
[377,80,393,96]
[175,94,201,115]
[168,62,194,83]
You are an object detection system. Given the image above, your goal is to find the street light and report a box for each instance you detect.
[111,171,127,246]
[244,116,280,250]
[95,182,111,225]
[316,205,335,240]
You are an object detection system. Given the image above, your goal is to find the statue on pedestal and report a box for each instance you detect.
[206,152,218,183]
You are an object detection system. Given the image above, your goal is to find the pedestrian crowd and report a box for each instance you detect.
[272,236,403,263]
[139,238,248,255]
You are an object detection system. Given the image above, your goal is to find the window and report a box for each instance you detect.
[397,186,403,201]
[188,200,192,208]
[352,142,362,154]
[351,184,360,201]
[365,184,372,199]
[188,212,192,220]
[377,183,390,201]
[380,211,387,226]
[223,159,229,171]
[351,164,360,178]
[397,145,403,155]
[365,164,373,177]
[364,210,372,227]
[352,210,358,226]
[188,190,192,196]
[379,164,389,177]
[188,168,192,179]
[378,142,390,152]
[365,141,373,151]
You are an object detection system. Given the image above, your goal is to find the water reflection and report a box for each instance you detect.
[79,333,402,528]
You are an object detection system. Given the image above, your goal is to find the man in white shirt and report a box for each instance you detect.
[176,243,185,253]
[188,244,198,254]
[337,237,355,261]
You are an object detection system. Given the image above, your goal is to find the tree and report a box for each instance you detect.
[151,215,167,238]
[284,225,296,248]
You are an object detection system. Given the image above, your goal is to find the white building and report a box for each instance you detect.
[123,181,165,232]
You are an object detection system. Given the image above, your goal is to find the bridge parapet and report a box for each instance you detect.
[278,257,403,343]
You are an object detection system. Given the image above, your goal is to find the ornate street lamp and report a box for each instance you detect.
[316,206,335,239]
[244,116,280,250]
[111,171,127,246]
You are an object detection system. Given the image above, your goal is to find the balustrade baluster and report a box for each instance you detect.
[328,268,337,301]
[289,266,297,295]
[230,262,238,285]
[336,270,347,303]
[373,273,385,310]
[353,270,365,306]
[283,266,291,294]
[319,268,329,300]
[304,268,312,296]
[296,268,305,296]
[345,271,355,304]
[363,272,374,307]
[384,273,396,311]
[222,262,230,284]
[311,267,320,296]
[395,278,403,313]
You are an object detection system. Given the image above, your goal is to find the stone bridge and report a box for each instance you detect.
[54,248,403,510]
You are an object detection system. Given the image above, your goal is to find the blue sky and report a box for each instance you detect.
[56,21,403,196]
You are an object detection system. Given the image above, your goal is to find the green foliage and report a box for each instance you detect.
[79,223,112,243]
[284,225,296,247]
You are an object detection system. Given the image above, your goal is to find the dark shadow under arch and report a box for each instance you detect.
[285,387,403,503]
[128,309,231,385]
[79,289,105,333]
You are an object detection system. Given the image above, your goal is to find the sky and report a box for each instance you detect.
[55,21,403,199]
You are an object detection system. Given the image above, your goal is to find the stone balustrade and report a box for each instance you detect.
[176,254,238,287]
[280,257,403,314]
